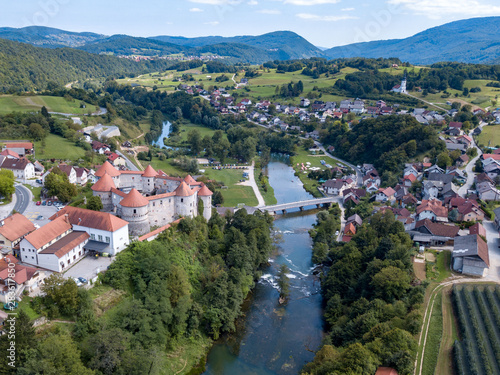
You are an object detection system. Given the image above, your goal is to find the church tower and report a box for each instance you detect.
[401,74,407,94]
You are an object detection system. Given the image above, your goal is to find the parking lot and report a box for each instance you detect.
[63,255,113,286]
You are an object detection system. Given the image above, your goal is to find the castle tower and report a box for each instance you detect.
[198,184,213,221]
[141,165,158,194]
[91,172,116,211]
[95,161,121,188]
[174,181,197,218]
[119,188,150,236]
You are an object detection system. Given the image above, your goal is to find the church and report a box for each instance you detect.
[391,75,407,94]
[91,161,213,236]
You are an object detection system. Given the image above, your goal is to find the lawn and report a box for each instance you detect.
[477,124,500,148]
[148,157,186,176]
[426,250,452,282]
[24,184,42,201]
[290,148,349,197]
[0,95,98,115]
[16,296,41,320]
[203,167,258,207]
[34,134,86,161]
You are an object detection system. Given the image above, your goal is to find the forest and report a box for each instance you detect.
[0,209,274,374]
[321,115,444,185]
[304,210,424,375]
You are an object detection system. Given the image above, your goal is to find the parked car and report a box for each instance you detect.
[78,277,88,284]
[36,215,44,220]
[36,201,41,206]
[74,278,83,287]
[47,201,52,206]
[42,201,46,206]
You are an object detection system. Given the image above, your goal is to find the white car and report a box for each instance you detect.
[73,278,83,287]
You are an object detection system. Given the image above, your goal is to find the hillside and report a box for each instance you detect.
[0,38,174,92]
[0,26,105,48]
[324,17,500,65]
[150,31,323,60]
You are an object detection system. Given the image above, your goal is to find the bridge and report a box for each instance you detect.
[259,197,337,215]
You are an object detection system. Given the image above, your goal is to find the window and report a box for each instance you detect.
[91,234,95,240]
[153,202,155,207]
[134,209,137,214]
[31,256,34,260]
[0,240,4,244]
[79,251,81,256]
[98,235,103,242]
[73,255,76,260]
[105,236,110,243]
[181,198,184,203]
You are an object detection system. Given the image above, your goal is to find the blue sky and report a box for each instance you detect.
[1,0,500,47]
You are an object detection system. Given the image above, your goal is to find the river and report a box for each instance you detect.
[153,121,171,149]
[203,157,324,375]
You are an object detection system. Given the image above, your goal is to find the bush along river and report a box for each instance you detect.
[203,157,324,375]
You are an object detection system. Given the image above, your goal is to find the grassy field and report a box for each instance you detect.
[203,167,258,207]
[290,148,350,198]
[426,250,452,282]
[0,95,98,115]
[421,292,443,375]
[477,124,500,148]
[34,134,86,160]
[435,285,459,375]
[148,157,186,176]
[24,184,42,201]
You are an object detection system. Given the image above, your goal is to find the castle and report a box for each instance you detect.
[91,161,212,236]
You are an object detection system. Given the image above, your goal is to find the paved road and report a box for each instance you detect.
[13,184,31,214]
[405,92,447,111]
[116,150,140,171]
[458,131,482,197]
[483,220,500,283]
[315,142,363,187]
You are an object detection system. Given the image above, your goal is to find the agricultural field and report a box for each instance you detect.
[477,124,500,148]
[0,95,98,115]
[34,134,86,161]
[451,284,500,375]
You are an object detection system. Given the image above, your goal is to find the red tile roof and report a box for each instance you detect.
[49,206,128,232]
[4,142,33,149]
[198,184,213,196]
[174,181,195,197]
[415,219,460,237]
[375,368,398,375]
[142,165,158,178]
[95,161,121,177]
[417,199,448,218]
[24,215,72,250]
[469,223,486,237]
[91,172,116,192]
[119,188,149,207]
[0,213,36,242]
[0,149,19,158]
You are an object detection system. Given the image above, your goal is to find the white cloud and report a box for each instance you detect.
[341,7,355,11]
[189,0,240,4]
[296,13,357,21]
[258,9,281,14]
[189,7,204,12]
[248,0,258,4]
[204,21,220,25]
[387,0,500,18]
[284,0,340,5]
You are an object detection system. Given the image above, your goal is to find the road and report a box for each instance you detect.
[483,220,500,283]
[405,92,447,112]
[13,184,31,214]
[116,150,140,171]
[239,161,265,207]
[315,142,363,187]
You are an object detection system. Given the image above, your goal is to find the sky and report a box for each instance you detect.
[1,0,500,48]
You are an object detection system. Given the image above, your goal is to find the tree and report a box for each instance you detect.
[86,328,128,375]
[44,168,77,203]
[29,123,46,141]
[436,151,451,169]
[187,129,202,156]
[371,266,411,302]
[0,310,35,372]
[0,170,15,200]
[277,264,290,303]
[86,196,103,211]
[41,273,79,317]
[213,190,224,206]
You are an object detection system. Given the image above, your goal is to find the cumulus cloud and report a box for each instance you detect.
[387,0,500,18]
[341,7,355,11]
[189,7,204,11]
[204,21,220,25]
[248,0,258,4]
[296,13,357,21]
[189,0,240,4]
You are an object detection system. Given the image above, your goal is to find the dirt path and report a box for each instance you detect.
[237,161,265,207]
[435,285,455,375]
[23,96,42,108]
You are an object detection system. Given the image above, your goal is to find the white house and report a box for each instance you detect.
[0,158,35,182]
[58,164,77,185]
[322,179,346,196]
[375,187,396,202]
[49,206,129,256]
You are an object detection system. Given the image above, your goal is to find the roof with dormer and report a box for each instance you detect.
[119,188,149,207]
[91,173,116,192]
[95,161,120,177]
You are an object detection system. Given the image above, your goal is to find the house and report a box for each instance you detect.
[19,215,90,272]
[411,219,460,246]
[457,135,473,148]
[0,214,36,255]
[1,142,33,157]
[402,173,416,187]
[346,214,363,227]
[424,164,444,176]
[375,367,398,375]
[74,167,88,186]
[322,179,346,196]
[58,164,77,185]
[0,256,45,303]
[0,149,19,159]
[416,199,448,222]
[300,98,310,107]
[457,154,469,167]
[477,181,500,201]
[452,235,489,277]
[91,141,110,154]
[494,207,500,231]
[375,187,396,202]
[49,206,130,256]
[33,161,44,176]
[0,157,35,182]
[107,152,126,167]
[344,222,356,236]
[240,98,252,106]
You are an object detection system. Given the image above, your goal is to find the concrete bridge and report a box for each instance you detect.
[259,197,337,215]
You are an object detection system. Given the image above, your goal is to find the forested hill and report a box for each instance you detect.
[324,17,500,65]
[0,38,174,92]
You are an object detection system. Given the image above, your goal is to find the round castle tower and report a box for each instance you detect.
[119,188,150,236]
[91,172,115,211]
[95,161,121,188]
[198,184,213,221]
[141,165,158,194]
[174,181,197,218]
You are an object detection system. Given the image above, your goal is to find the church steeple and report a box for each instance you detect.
[400,74,407,94]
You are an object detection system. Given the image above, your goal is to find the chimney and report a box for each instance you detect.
[64,213,69,223]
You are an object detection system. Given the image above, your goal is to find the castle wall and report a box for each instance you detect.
[175,193,197,218]
[142,177,155,194]
[200,196,212,221]
[148,197,176,227]
[121,205,150,236]
[96,191,113,211]
[155,177,181,193]
[118,173,143,191]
